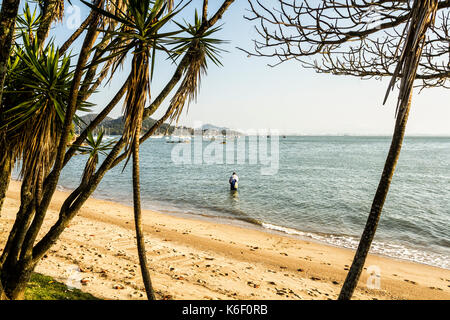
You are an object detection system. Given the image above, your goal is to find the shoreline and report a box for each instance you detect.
[55,179,450,271]
[147,206,450,272]
[1,180,450,300]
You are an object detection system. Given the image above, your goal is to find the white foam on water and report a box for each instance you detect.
[261,222,449,270]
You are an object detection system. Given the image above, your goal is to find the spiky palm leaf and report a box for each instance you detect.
[167,10,227,124]
[15,3,41,41]
[170,10,226,67]
[74,130,116,185]
[2,33,92,188]
[82,0,184,149]
[83,0,180,144]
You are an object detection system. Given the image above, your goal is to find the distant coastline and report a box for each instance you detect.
[76,113,243,137]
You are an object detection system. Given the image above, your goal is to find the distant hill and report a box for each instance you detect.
[202,123,227,131]
[201,123,243,137]
[76,114,242,137]
[76,114,184,136]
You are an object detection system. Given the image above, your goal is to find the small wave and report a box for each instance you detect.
[261,223,450,270]
[178,210,263,227]
[146,199,264,227]
[56,185,71,192]
[142,201,450,270]
[262,223,310,237]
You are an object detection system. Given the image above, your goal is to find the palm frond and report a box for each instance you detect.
[166,10,228,125]
[169,40,207,125]
[15,2,41,40]
[2,33,80,188]
[384,0,439,121]
[81,0,185,147]
[73,129,117,185]
[169,12,227,67]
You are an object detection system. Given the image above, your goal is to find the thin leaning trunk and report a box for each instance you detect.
[0,0,21,209]
[0,149,13,216]
[132,120,156,300]
[1,184,37,274]
[338,93,412,300]
[338,0,437,300]
[59,8,96,55]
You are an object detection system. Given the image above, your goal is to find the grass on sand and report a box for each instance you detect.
[24,273,98,300]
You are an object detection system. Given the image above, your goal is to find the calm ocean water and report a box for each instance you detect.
[46,136,449,269]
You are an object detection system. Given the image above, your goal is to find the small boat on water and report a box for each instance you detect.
[166,136,191,143]
[166,127,192,143]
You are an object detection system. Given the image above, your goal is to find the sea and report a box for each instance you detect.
[29,136,450,269]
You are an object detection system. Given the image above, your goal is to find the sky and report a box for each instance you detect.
[25,0,450,135]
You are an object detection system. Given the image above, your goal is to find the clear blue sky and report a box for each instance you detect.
[28,0,450,135]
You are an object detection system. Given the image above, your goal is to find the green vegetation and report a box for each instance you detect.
[77,114,182,136]
[24,273,98,300]
[0,0,234,300]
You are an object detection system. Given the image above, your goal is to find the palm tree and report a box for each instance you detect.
[0,0,233,300]
[36,0,65,48]
[83,0,183,299]
[0,33,91,299]
[110,0,232,166]
[0,1,65,216]
[75,130,116,186]
[165,9,225,124]
[0,0,21,219]
[85,0,229,299]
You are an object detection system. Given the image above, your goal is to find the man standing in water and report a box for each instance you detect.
[229,172,239,191]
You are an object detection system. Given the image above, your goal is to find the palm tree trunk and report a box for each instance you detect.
[0,180,36,300]
[0,173,35,263]
[338,93,412,300]
[132,120,156,300]
[0,0,21,196]
[0,0,27,220]
[0,147,13,216]
[0,2,103,300]
[0,0,20,102]
[59,9,96,55]
[36,0,63,48]
[0,259,34,300]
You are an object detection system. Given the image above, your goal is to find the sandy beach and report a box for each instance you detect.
[1,180,449,300]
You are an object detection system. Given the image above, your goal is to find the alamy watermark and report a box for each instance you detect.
[65,5,82,30]
[170,122,280,175]
[65,264,82,290]
[361,5,384,30]
[366,265,381,290]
